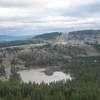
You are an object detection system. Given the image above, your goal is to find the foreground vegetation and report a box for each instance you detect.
[0,65,5,76]
[0,63,100,100]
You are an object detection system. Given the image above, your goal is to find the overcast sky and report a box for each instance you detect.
[0,0,100,36]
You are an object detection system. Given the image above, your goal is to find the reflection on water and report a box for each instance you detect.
[18,68,72,84]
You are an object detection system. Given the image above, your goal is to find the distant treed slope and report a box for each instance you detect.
[0,30,100,48]
[69,30,100,40]
[34,30,100,41]
[0,32,61,48]
[33,32,61,40]
[70,30,100,35]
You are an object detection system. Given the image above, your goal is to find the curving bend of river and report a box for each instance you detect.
[18,68,72,84]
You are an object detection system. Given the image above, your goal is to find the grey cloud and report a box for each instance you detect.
[0,21,100,36]
[0,0,37,8]
[63,1,100,18]
[0,0,100,36]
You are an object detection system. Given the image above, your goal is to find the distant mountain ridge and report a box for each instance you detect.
[0,30,100,42]
[0,30,100,48]
[69,30,100,40]
[70,30,100,35]
[33,32,61,40]
[0,35,34,42]
[33,30,100,40]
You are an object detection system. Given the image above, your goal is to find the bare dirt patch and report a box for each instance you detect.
[43,66,63,76]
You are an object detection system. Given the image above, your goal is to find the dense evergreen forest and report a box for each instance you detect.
[0,65,5,76]
[0,63,100,100]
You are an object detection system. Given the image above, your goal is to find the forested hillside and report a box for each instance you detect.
[0,63,100,100]
[70,30,100,35]
[69,30,100,40]
[33,30,100,40]
[33,32,61,40]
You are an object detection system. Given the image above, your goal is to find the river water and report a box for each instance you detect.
[18,68,72,84]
